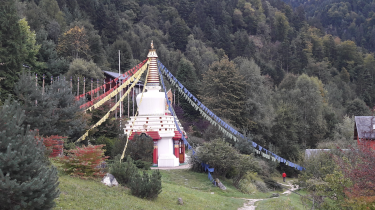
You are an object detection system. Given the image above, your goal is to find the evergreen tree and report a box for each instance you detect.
[106,39,132,72]
[14,72,86,142]
[234,57,274,140]
[273,11,290,42]
[271,102,300,162]
[0,98,60,209]
[176,58,200,120]
[0,0,23,101]
[169,18,190,51]
[346,98,371,117]
[199,56,247,129]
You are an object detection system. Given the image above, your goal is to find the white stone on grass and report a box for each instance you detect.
[101,173,118,187]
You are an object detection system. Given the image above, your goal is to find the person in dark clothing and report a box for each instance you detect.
[282,172,286,182]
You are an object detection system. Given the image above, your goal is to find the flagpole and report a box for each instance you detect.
[42,74,45,95]
[91,78,93,101]
[83,77,85,96]
[119,50,121,118]
[77,77,79,96]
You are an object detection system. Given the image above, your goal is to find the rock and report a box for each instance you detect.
[101,173,118,187]
[215,178,227,190]
[270,193,279,198]
[210,192,214,194]
[177,198,183,205]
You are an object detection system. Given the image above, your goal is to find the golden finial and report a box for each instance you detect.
[151,40,154,49]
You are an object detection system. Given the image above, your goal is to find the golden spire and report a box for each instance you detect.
[147,41,159,85]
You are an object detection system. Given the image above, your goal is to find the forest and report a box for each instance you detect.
[2,0,374,159]
[2,0,375,208]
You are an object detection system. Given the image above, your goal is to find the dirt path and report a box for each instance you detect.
[237,181,299,210]
[280,182,299,195]
[238,199,264,210]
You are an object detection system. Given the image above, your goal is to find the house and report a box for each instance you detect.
[354,116,375,150]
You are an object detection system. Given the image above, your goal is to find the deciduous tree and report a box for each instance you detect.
[57,26,89,60]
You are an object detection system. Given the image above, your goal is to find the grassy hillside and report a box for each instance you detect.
[54,169,285,210]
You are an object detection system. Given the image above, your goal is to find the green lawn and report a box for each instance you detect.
[54,169,249,210]
[54,166,308,210]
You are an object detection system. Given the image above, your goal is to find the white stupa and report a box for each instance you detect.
[123,42,186,167]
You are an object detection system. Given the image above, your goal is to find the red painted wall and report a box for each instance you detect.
[358,136,375,150]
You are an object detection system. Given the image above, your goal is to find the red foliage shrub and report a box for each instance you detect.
[333,145,375,199]
[43,135,64,157]
[35,135,65,157]
[59,145,109,178]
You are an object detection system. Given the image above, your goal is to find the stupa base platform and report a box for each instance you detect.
[158,154,179,167]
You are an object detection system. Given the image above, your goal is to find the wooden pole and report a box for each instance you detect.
[35,74,38,106]
[119,50,121,123]
[83,77,85,96]
[42,74,45,95]
[77,77,79,96]
[132,88,134,116]
[91,78,93,101]
[115,79,117,119]
[110,79,112,108]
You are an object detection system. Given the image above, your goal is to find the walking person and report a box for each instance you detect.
[282,172,286,182]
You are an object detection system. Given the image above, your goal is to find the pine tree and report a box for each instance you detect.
[0,98,60,209]
[0,0,23,101]
[176,58,200,120]
[199,56,247,129]
[106,39,132,71]
[169,18,190,51]
[14,71,86,142]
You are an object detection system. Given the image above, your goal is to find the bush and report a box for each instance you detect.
[233,154,260,187]
[261,176,283,191]
[36,135,65,157]
[192,139,238,176]
[59,144,108,178]
[129,170,162,199]
[238,172,258,194]
[191,139,260,179]
[135,159,152,170]
[188,136,205,148]
[239,181,258,194]
[111,134,126,158]
[125,134,153,162]
[109,155,138,185]
[93,135,115,157]
[254,180,269,193]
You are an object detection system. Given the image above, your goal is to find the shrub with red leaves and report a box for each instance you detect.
[59,145,109,178]
[35,135,65,157]
[333,145,375,203]
[43,135,64,157]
